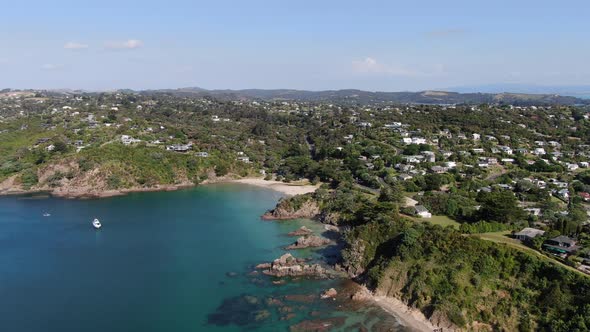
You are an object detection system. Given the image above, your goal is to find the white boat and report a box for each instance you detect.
[92,218,102,229]
[43,212,51,217]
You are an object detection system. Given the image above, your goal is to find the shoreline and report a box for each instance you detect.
[220,178,319,196]
[2,175,435,330]
[370,291,440,332]
[347,284,437,332]
[0,176,319,199]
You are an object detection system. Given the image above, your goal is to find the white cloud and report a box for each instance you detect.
[352,57,418,77]
[41,64,64,71]
[64,42,89,50]
[104,39,144,50]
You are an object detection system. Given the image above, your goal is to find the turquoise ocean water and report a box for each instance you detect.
[0,184,406,332]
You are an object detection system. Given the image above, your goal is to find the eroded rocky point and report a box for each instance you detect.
[287,226,313,237]
[255,253,335,278]
[285,235,331,249]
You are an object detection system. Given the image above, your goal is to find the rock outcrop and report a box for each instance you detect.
[285,235,331,249]
[262,197,320,220]
[255,253,330,278]
[287,226,313,237]
[320,288,338,299]
[350,288,371,302]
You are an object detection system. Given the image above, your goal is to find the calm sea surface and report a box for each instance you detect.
[0,184,406,332]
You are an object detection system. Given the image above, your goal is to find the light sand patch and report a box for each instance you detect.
[225,178,319,196]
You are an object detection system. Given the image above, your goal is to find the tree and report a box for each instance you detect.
[477,191,525,224]
[53,140,68,153]
[378,183,404,205]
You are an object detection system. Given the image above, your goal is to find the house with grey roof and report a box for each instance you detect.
[514,228,545,241]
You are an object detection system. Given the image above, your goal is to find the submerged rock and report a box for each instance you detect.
[289,317,347,332]
[254,309,270,321]
[207,294,265,327]
[287,226,313,236]
[265,297,284,306]
[285,235,331,249]
[284,294,316,303]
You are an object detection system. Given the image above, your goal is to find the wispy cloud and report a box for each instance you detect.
[41,64,64,71]
[426,28,467,38]
[104,39,143,50]
[64,42,89,50]
[352,57,446,78]
[352,57,419,77]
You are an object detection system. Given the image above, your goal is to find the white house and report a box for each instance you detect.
[524,208,542,216]
[498,146,513,155]
[414,205,432,218]
[237,156,250,163]
[557,189,570,200]
[411,137,427,145]
[121,135,141,145]
[567,163,579,171]
[445,161,457,168]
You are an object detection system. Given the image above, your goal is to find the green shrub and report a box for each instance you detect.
[19,169,38,189]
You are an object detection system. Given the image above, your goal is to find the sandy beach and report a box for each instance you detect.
[372,295,439,332]
[224,178,319,196]
[351,285,439,332]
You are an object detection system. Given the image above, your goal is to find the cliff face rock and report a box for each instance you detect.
[341,239,367,277]
[0,175,27,195]
[285,235,331,249]
[255,253,329,278]
[262,197,320,220]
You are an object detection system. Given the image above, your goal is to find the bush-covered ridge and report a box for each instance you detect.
[274,189,590,331]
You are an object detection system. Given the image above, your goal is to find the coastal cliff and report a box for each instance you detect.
[0,159,196,198]
[260,187,590,331]
[261,194,320,220]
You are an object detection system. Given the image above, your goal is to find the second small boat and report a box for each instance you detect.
[92,218,102,229]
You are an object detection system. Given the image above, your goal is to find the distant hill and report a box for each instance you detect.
[448,84,590,99]
[140,88,590,106]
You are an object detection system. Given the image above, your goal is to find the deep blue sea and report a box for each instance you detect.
[0,184,406,332]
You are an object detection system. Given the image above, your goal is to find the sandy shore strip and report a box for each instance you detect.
[354,286,439,332]
[373,295,438,332]
[224,178,319,196]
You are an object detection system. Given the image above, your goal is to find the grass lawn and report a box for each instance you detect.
[428,215,461,229]
[404,214,460,229]
[551,196,567,206]
[475,231,538,254]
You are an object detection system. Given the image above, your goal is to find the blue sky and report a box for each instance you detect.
[1,0,589,91]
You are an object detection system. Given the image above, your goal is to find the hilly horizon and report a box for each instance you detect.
[4,86,590,106]
[134,87,590,106]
